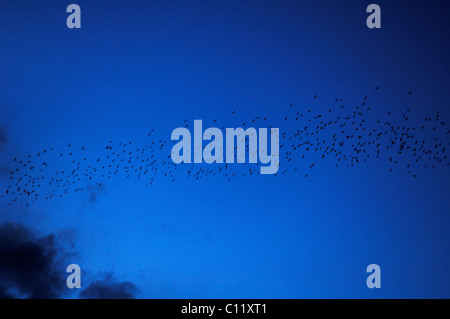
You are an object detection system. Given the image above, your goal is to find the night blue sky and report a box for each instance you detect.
[0,0,449,298]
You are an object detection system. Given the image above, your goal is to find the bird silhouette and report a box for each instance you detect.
[1,88,448,207]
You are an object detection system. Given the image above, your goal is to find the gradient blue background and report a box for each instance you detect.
[0,0,449,298]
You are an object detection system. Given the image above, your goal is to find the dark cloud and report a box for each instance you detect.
[80,273,139,299]
[0,222,68,299]
[0,284,15,299]
[0,222,139,299]
[0,123,137,299]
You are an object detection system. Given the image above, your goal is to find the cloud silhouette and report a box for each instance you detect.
[80,273,139,299]
[0,284,15,299]
[0,222,67,299]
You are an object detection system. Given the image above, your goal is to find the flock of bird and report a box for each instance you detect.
[1,87,449,207]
